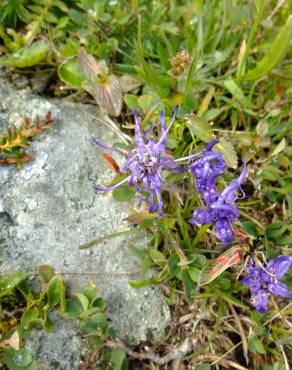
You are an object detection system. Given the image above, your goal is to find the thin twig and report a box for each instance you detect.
[229,303,249,365]
[239,210,265,230]
[197,353,249,370]
[280,345,290,370]
[104,338,193,365]
[264,302,292,326]
[85,111,131,144]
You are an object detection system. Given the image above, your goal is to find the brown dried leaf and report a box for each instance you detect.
[91,75,123,117]
[102,152,120,175]
[79,48,122,116]
[78,48,100,81]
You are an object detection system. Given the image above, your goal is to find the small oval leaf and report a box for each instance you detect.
[47,275,64,308]
[215,139,238,169]
[58,57,85,87]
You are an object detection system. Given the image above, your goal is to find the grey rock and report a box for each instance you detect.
[0,74,170,369]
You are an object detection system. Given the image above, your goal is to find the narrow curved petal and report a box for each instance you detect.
[268,282,292,298]
[205,139,219,152]
[92,137,117,152]
[189,209,213,225]
[133,110,145,148]
[267,255,292,279]
[215,218,234,244]
[157,109,177,146]
[218,165,247,203]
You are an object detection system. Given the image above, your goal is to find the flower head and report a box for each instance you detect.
[93,110,186,216]
[189,140,226,206]
[189,140,247,244]
[241,255,292,312]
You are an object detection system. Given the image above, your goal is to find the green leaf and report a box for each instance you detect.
[196,366,211,370]
[112,187,135,202]
[262,364,286,370]
[83,286,100,304]
[182,270,194,302]
[149,248,167,266]
[188,267,200,283]
[124,94,139,109]
[223,78,251,108]
[275,233,292,246]
[245,15,292,80]
[108,349,128,370]
[168,254,180,277]
[137,95,153,110]
[58,57,85,87]
[0,273,27,298]
[215,139,238,169]
[271,138,286,157]
[38,264,55,283]
[186,115,213,143]
[248,336,266,354]
[119,75,141,93]
[192,224,210,247]
[80,228,141,250]
[3,348,37,370]
[21,307,40,330]
[129,278,158,288]
[90,296,106,310]
[65,297,84,318]
[83,313,108,333]
[16,279,31,300]
[202,108,222,121]
[266,221,287,238]
[74,293,89,311]
[128,245,153,273]
[68,9,87,25]
[215,290,247,308]
[0,40,48,68]
[47,275,64,309]
[256,120,269,136]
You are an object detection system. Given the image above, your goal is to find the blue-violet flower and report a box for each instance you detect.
[93,111,194,216]
[189,140,226,206]
[189,140,247,244]
[241,255,292,312]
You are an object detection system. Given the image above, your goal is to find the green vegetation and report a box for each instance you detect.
[0,0,291,369]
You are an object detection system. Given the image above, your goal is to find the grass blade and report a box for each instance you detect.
[244,15,292,80]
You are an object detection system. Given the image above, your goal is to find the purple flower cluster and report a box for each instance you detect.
[94,111,246,241]
[189,140,247,244]
[93,111,196,216]
[241,256,292,312]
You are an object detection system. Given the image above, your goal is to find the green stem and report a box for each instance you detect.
[79,228,142,249]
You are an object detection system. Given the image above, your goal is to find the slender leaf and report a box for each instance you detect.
[245,15,292,80]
